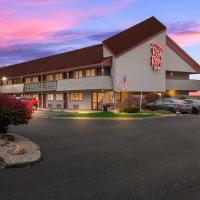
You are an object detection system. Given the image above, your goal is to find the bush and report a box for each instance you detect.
[0,93,32,134]
[162,92,171,98]
[118,95,148,108]
[145,93,160,103]
[122,106,140,113]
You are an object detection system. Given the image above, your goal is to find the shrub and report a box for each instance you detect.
[118,95,148,109]
[145,93,160,103]
[162,92,171,98]
[0,93,32,134]
[122,106,140,113]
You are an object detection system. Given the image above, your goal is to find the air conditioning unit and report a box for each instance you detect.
[48,104,52,108]
[73,105,79,109]
[57,104,62,109]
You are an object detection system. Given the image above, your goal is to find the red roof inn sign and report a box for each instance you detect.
[151,41,163,71]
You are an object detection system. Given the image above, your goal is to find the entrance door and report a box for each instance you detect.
[92,92,103,110]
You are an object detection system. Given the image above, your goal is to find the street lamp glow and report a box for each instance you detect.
[2,77,7,81]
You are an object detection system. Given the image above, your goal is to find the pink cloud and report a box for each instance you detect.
[168,21,200,46]
[0,0,137,49]
[169,31,200,46]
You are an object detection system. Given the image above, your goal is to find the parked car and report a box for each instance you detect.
[183,99,200,114]
[17,97,38,110]
[147,98,192,114]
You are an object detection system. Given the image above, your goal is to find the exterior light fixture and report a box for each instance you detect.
[2,77,7,81]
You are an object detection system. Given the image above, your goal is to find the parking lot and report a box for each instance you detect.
[1,114,200,200]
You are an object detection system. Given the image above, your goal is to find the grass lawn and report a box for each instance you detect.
[56,112,157,119]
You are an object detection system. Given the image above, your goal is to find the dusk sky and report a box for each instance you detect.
[0,0,199,69]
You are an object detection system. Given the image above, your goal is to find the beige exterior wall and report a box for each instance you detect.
[166,79,200,91]
[57,76,113,91]
[113,32,167,92]
[103,46,113,57]
[68,91,91,110]
[0,84,24,93]
[46,100,64,109]
[165,46,196,73]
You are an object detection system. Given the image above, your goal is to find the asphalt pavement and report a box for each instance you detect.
[1,114,200,200]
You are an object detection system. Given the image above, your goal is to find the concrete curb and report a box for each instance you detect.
[4,153,43,169]
[49,114,177,121]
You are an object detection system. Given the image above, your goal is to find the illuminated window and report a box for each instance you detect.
[7,80,13,85]
[32,94,39,100]
[74,70,83,78]
[47,94,54,101]
[168,90,176,96]
[70,92,83,101]
[55,73,63,80]
[86,69,96,77]
[32,77,39,83]
[47,74,53,81]
[25,77,31,83]
[55,93,63,101]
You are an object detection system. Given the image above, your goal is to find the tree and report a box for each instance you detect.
[0,93,32,134]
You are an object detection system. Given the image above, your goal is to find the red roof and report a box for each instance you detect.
[103,16,166,57]
[0,44,104,78]
[166,36,200,72]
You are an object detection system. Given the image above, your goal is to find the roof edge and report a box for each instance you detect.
[103,30,166,58]
[0,44,103,70]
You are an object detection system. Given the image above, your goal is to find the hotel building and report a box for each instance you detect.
[0,17,200,110]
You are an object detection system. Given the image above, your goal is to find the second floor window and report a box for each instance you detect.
[74,70,83,78]
[86,69,96,77]
[7,80,13,85]
[56,73,63,80]
[32,77,39,83]
[47,74,53,81]
[25,77,31,83]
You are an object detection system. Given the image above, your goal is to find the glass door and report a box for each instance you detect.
[92,92,103,110]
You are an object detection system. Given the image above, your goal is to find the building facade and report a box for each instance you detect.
[0,17,200,110]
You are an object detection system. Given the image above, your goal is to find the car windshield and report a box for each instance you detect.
[19,98,32,102]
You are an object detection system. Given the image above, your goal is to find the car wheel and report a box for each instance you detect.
[168,108,176,113]
[192,107,198,115]
[32,105,37,110]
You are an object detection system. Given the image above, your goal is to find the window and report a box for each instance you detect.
[70,92,83,101]
[7,80,13,85]
[55,73,63,80]
[74,70,83,78]
[32,76,39,83]
[86,69,96,77]
[47,94,54,101]
[104,68,111,76]
[25,77,31,83]
[32,94,39,100]
[47,74,53,81]
[55,93,63,101]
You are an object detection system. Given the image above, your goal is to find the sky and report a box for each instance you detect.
[0,0,199,71]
